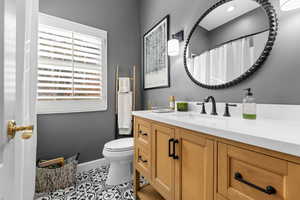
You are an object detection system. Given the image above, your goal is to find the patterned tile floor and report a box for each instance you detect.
[35,165,139,200]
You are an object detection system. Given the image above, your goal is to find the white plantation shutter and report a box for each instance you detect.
[37,13,107,114]
[38,25,103,100]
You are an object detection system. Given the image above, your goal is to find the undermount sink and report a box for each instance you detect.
[156,111,221,118]
[152,111,228,125]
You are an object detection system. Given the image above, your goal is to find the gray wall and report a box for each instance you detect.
[189,26,210,56]
[209,7,269,48]
[140,0,300,108]
[190,7,269,56]
[38,0,141,163]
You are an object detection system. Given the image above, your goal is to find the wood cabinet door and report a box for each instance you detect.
[151,123,176,200]
[217,143,300,200]
[134,117,151,149]
[175,129,214,200]
[135,143,151,180]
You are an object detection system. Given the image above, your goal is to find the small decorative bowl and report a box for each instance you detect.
[176,102,188,112]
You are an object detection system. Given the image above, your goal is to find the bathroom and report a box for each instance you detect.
[1,0,300,199]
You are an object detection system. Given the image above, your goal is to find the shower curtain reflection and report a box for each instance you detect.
[188,31,268,85]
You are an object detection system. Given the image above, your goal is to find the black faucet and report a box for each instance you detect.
[196,102,207,114]
[204,96,218,115]
[223,103,237,117]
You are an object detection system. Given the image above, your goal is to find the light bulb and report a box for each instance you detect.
[227,6,235,12]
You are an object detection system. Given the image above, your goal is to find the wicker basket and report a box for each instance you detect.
[35,154,79,193]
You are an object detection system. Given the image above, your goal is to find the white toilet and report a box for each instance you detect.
[102,137,134,185]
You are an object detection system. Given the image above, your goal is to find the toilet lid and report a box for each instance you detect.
[104,138,134,152]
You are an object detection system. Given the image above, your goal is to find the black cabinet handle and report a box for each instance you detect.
[168,138,174,158]
[234,172,276,195]
[172,139,179,160]
[138,155,147,163]
[138,130,148,136]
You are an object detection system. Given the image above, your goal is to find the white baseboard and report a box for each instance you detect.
[77,158,108,173]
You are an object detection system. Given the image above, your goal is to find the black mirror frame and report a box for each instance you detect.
[183,0,278,89]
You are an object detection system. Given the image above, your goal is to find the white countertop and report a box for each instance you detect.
[132,110,300,157]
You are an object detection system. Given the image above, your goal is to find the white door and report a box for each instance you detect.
[0,0,38,199]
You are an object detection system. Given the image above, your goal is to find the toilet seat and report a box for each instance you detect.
[104,138,133,152]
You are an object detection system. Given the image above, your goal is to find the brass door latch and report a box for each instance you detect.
[7,120,34,140]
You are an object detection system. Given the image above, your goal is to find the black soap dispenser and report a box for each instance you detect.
[242,88,256,120]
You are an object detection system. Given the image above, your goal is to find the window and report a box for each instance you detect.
[37,13,107,114]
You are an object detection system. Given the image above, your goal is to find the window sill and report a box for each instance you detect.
[37,100,107,114]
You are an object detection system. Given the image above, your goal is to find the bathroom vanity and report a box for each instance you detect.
[132,110,300,200]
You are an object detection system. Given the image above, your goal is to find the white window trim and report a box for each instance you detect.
[37,13,108,114]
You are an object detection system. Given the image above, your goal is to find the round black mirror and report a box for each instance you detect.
[184,0,278,89]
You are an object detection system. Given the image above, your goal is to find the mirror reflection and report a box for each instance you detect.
[186,0,269,85]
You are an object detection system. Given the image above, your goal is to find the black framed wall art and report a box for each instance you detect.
[143,15,170,90]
